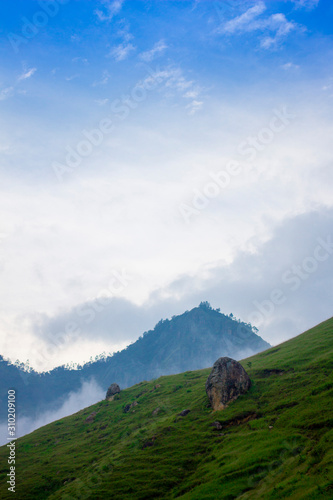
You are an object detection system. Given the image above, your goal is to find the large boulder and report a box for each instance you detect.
[105,383,121,401]
[205,357,251,411]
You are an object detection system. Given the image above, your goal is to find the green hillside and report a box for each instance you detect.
[1,318,333,499]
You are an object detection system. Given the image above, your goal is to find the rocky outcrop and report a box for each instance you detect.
[205,357,251,411]
[105,383,121,401]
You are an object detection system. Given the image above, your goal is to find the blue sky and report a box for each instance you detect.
[0,0,333,370]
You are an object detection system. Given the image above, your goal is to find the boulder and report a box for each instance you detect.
[105,383,121,401]
[205,357,251,411]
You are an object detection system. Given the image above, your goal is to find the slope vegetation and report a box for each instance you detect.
[0,317,332,499]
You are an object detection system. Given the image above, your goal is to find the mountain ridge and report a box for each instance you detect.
[0,303,270,423]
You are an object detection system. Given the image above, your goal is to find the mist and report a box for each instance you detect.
[0,379,104,446]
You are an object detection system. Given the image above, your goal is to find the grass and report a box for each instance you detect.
[0,317,332,499]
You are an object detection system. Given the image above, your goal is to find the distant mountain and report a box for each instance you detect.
[0,302,270,422]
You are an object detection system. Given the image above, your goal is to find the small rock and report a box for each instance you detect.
[142,436,157,449]
[152,407,160,416]
[178,409,191,417]
[106,383,121,401]
[211,421,223,430]
[124,401,138,413]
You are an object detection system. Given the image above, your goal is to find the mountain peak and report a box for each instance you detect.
[0,304,270,425]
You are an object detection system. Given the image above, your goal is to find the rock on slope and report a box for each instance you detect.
[205,357,251,410]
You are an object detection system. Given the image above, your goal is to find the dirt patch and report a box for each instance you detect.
[142,435,157,449]
[217,411,260,429]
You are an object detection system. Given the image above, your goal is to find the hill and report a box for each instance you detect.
[0,316,332,499]
[0,303,270,422]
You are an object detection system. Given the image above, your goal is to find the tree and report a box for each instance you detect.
[199,301,212,310]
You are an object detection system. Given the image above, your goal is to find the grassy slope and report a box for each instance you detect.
[0,318,332,499]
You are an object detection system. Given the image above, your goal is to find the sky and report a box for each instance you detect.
[0,0,333,371]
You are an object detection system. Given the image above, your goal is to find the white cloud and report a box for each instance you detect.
[154,208,333,347]
[322,78,333,92]
[221,1,267,34]
[281,62,300,70]
[164,68,194,92]
[139,40,168,62]
[0,86,14,101]
[218,3,299,49]
[183,89,200,99]
[23,207,333,371]
[95,98,109,106]
[93,70,111,86]
[18,67,37,81]
[260,14,298,49]
[291,0,319,10]
[95,0,124,21]
[116,25,133,43]
[186,100,203,115]
[65,74,80,81]
[0,67,36,103]
[109,42,135,61]
[142,66,204,111]
[72,57,89,64]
